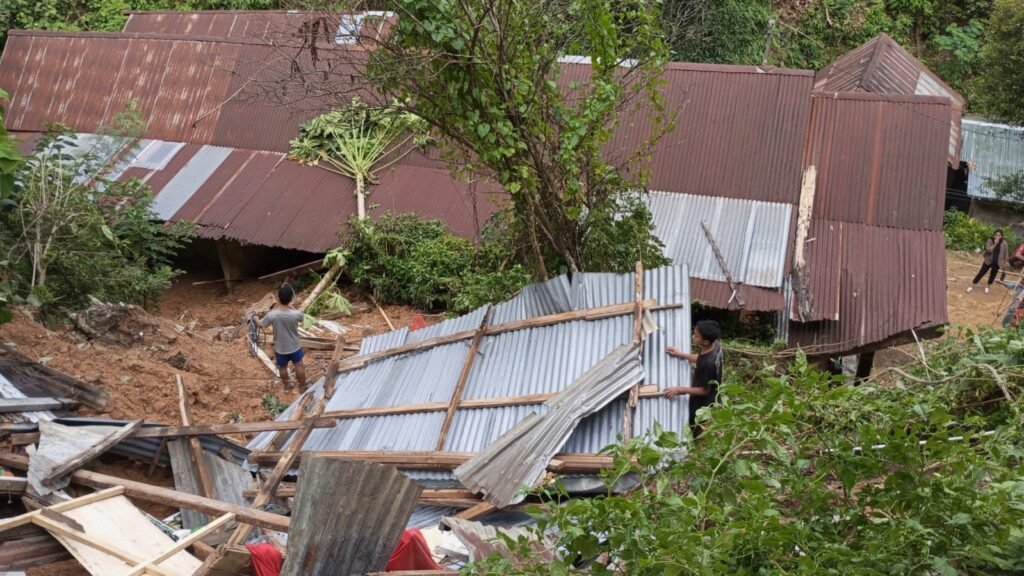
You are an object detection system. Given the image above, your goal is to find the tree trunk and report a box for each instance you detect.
[299,264,343,314]
[356,173,366,220]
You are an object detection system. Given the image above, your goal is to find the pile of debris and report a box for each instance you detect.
[0,263,694,575]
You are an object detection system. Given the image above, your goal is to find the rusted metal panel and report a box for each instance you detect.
[804,92,951,231]
[790,220,947,353]
[596,62,814,204]
[689,278,783,312]
[815,33,963,164]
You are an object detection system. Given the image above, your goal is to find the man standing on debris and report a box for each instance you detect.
[664,320,723,437]
[255,284,307,390]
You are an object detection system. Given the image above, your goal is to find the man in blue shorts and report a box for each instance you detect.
[256,284,307,390]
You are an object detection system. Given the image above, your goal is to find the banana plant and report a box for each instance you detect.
[289,98,429,219]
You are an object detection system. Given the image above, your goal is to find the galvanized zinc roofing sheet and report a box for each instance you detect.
[648,191,792,288]
[248,266,694,476]
[960,119,1024,200]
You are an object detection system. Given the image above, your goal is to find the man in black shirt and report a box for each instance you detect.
[664,320,723,437]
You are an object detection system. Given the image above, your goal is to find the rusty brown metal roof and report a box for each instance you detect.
[815,33,963,164]
[0,31,319,152]
[123,10,395,42]
[804,92,952,231]
[789,219,947,352]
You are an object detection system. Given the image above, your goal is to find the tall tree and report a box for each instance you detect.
[977,0,1024,125]
[262,0,671,279]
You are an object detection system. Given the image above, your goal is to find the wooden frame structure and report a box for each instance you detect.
[0,487,234,576]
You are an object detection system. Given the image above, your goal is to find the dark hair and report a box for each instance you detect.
[995,229,1004,237]
[695,319,721,343]
[278,283,295,305]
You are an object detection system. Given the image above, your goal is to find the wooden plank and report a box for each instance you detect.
[193,544,251,576]
[0,487,125,534]
[134,418,337,439]
[323,332,348,400]
[259,259,324,282]
[701,221,746,308]
[0,397,77,413]
[339,300,657,372]
[247,450,617,473]
[227,396,327,546]
[454,502,496,521]
[0,454,291,533]
[37,509,84,533]
[321,385,664,420]
[624,260,644,441]
[281,458,421,576]
[267,393,312,452]
[435,307,491,451]
[122,513,235,576]
[240,484,480,507]
[32,514,180,576]
[42,419,144,486]
[176,375,216,504]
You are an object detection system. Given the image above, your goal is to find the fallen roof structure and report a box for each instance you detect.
[0,18,958,355]
[960,118,1024,200]
[246,265,691,502]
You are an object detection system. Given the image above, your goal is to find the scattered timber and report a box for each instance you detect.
[0,453,291,533]
[41,419,143,487]
[259,259,325,282]
[7,418,337,445]
[248,450,616,473]
[0,343,110,410]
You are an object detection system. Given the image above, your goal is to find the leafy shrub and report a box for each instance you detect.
[260,393,287,418]
[0,121,192,314]
[344,212,530,312]
[943,208,1004,251]
[471,326,1024,574]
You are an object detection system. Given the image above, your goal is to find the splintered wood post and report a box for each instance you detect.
[147,438,168,478]
[369,294,395,331]
[454,501,497,521]
[700,221,746,309]
[435,306,491,451]
[227,397,327,546]
[268,393,313,452]
[281,458,421,576]
[42,419,144,487]
[624,261,644,441]
[323,333,348,400]
[177,375,216,505]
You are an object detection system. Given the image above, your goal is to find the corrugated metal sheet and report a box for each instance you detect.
[123,10,395,44]
[592,62,814,204]
[0,31,315,153]
[648,191,792,288]
[789,220,947,352]
[804,92,951,231]
[167,440,253,529]
[814,33,963,165]
[0,373,55,424]
[960,118,1024,199]
[455,343,644,507]
[150,145,233,219]
[247,266,693,489]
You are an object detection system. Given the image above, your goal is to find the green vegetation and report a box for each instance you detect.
[261,393,287,418]
[943,208,1011,251]
[351,0,671,278]
[469,326,1024,574]
[0,108,193,317]
[289,99,430,220]
[343,212,531,313]
[989,171,1024,209]
[0,88,21,325]
[975,0,1024,125]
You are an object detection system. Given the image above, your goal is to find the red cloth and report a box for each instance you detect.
[385,528,443,571]
[409,315,427,331]
[247,543,283,576]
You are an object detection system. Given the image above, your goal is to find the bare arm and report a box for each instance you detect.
[666,346,698,363]
[664,385,709,398]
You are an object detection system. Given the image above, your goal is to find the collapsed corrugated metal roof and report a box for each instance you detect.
[814,33,963,165]
[455,343,645,507]
[247,266,693,492]
[960,118,1024,200]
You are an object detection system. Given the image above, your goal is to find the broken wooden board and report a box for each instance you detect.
[195,544,252,576]
[167,440,253,529]
[281,458,422,576]
[27,420,143,494]
[0,397,78,413]
[0,344,110,410]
